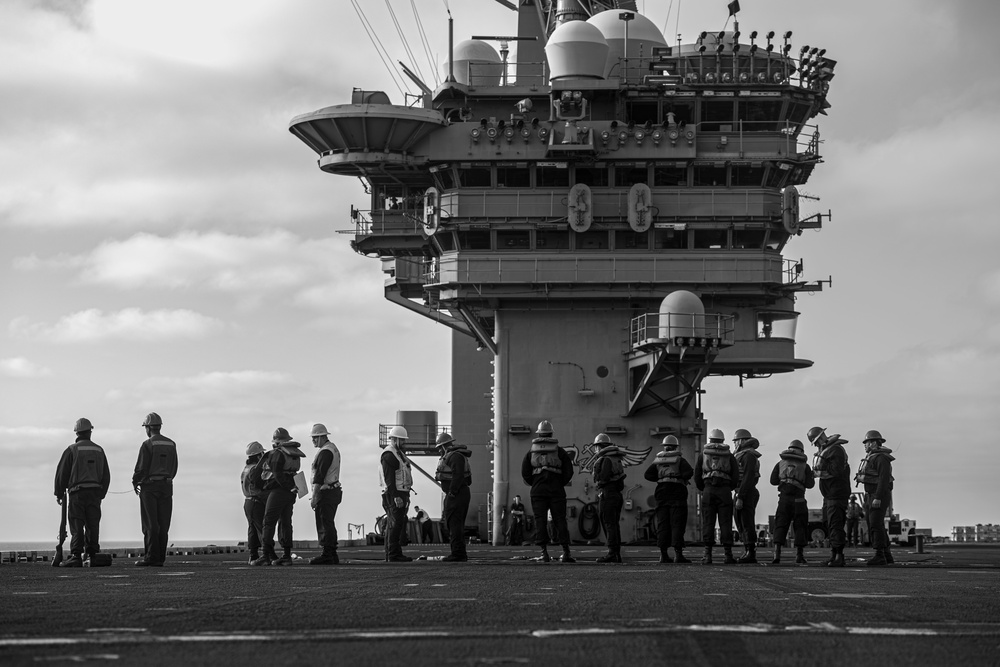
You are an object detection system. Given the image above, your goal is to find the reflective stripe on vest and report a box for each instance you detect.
[778,458,808,490]
[380,445,413,492]
[314,442,340,486]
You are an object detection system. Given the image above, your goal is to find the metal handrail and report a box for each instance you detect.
[629,311,736,349]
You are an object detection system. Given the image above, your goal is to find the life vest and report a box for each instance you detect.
[241,459,265,498]
[701,443,732,483]
[435,446,472,482]
[854,448,894,486]
[813,443,846,480]
[380,444,413,492]
[66,440,107,493]
[312,441,341,486]
[262,443,305,489]
[593,455,625,486]
[530,439,562,476]
[141,435,177,482]
[654,450,685,484]
[777,457,808,490]
[734,447,761,480]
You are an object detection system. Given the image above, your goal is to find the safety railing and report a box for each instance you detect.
[629,311,736,350]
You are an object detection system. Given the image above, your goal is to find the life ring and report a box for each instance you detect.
[578,502,601,540]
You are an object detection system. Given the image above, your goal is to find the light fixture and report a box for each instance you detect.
[471,127,481,142]
[651,129,663,146]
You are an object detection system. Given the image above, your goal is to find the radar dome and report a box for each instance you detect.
[588,10,667,79]
[658,290,705,340]
[443,39,502,86]
[545,20,609,81]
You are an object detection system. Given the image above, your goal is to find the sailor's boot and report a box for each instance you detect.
[884,544,894,564]
[737,545,758,564]
[674,548,691,564]
[795,546,807,565]
[827,547,845,568]
[867,549,888,567]
[534,546,551,562]
[658,549,673,564]
[723,547,737,565]
[701,546,713,565]
[771,545,782,565]
[559,545,576,563]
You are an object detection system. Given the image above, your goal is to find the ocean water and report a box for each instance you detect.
[0,539,240,552]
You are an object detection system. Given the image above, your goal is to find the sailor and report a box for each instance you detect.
[591,433,626,563]
[252,428,305,566]
[520,420,576,563]
[694,429,740,565]
[380,425,414,562]
[855,430,895,567]
[434,432,472,562]
[241,441,267,564]
[132,412,178,567]
[808,425,851,567]
[505,495,526,546]
[769,439,815,565]
[414,506,433,544]
[53,418,111,567]
[643,435,694,563]
[732,428,762,564]
[308,423,342,565]
[846,494,864,547]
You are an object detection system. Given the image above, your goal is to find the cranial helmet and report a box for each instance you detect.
[593,433,613,445]
[733,428,752,440]
[246,441,265,457]
[142,412,163,427]
[807,426,827,446]
[788,439,805,451]
[436,432,455,448]
[388,425,408,440]
[661,434,679,448]
[310,423,330,438]
[272,427,291,443]
[74,417,93,433]
[709,428,725,443]
[536,420,554,437]
[863,429,885,444]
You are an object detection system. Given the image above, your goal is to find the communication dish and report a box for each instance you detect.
[567,183,592,232]
[423,187,441,236]
[782,185,800,234]
[628,183,653,232]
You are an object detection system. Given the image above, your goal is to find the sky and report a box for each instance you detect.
[1,0,998,545]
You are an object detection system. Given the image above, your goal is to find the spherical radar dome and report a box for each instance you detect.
[545,20,609,81]
[658,290,706,340]
[442,39,502,86]
[588,10,667,79]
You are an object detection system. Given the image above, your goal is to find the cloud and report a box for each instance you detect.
[9,308,224,343]
[128,370,297,413]
[0,356,53,378]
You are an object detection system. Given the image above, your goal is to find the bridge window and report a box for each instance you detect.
[732,228,766,249]
[497,165,530,188]
[536,230,569,249]
[654,228,687,249]
[457,230,491,250]
[693,163,727,187]
[627,100,658,126]
[693,228,728,249]
[653,164,688,186]
[496,230,530,251]
[615,230,649,250]
[614,164,648,187]
[738,100,783,132]
[701,100,734,132]
[537,164,569,188]
[458,167,491,187]
[436,232,456,252]
[756,311,798,341]
[576,230,609,250]
[731,163,765,186]
[575,165,609,187]
[663,101,694,127]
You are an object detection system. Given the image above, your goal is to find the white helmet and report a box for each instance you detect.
[388,425,408,440]
[709,428,725,443]
[310,423,330,438]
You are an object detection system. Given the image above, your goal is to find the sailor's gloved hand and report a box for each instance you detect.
[133,485,140,496]
[871,498,881,509]
[55,496,63,506]
[735,498,744,510]
[393,496,405,509]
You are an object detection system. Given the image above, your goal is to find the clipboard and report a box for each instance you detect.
[293,471,308,498]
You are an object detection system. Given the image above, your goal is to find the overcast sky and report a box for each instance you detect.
[1,0,998,545]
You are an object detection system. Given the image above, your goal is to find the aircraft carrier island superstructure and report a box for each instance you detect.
[289,0,835,545]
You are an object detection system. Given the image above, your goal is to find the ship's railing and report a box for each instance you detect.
[629,311,736,350]
[705,119,820,156]
[424,254,786,286]
[783,258,804,284]
[460,60,548,88]
[350,209,423,237]
[439,188,781,220]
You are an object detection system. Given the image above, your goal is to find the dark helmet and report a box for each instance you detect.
[272,427,291,444]
[142,412,163,427]
[74,417,93,433]
[807,426,826,446]
[536,420,554,437]
[863,429,885,444]
[435,432,455,448]
[733,428,752,440]
[661,434,679,449]
[788,439,805,451]
[708,428,725,443]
